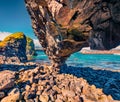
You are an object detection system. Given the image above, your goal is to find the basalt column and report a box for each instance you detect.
[25,0,120,68]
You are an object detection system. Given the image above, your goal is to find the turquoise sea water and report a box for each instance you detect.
[33,51,120,70]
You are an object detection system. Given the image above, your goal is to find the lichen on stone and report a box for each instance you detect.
[26,36,36,57]
[0,32,29,62]
[4,32,25,41]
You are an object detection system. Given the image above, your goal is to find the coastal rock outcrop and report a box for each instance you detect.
[26,37,37,57]
[89,0,120,50]
[0,32,37,63]
[0,32,27,63]
[13,65,116,101]
[0,62,119,101]
[25,0,120,67]
[25,0,90,67]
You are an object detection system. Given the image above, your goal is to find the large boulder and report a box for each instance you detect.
[1,88,20,102]
[0,32,27,63]
[25,0,120,67]
[0,70,15,91]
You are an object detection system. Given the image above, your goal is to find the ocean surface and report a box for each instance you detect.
[33,50,120,70]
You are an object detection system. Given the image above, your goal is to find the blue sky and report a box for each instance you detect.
[0,0,36,39]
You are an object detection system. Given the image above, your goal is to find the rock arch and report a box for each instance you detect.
[25,0,120,68]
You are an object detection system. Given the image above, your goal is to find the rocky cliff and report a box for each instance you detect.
[26,37,37,57]
[25,0,120,68]
[0,32,27,63]
[0,32,37,63]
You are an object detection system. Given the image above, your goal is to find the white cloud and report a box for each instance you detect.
[0,32,12,41]
[33,39,42,48]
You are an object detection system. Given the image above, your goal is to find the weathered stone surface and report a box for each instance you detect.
[24,0,90,67]
[0,70,15,91]
[39,94,49,102]
[89,1,120,50]
[26,36,37,58]
[1,88,20,102]
[0,33,37,63]
[0,63,119,101]
[24,91,36,100]
[62,89,75,97]
[0,92,5,99]
[0,32,27,63]
[25,0,120,67]
[15,65,116,101]
[25,85,31,91]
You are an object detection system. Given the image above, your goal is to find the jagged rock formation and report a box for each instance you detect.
[89,0,120,50]
[0,32,27,63]
[0,32,37,63]
[0,62,120,101]
[25,0,120,67]
[26,37,37,57]
[0,70,15,91]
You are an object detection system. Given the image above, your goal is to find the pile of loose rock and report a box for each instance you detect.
[60,66,120,100]
[0,55,21,64]
[0,63,119,102]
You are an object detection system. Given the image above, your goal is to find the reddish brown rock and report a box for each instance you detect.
[25,0,120,68]
[62,89,75,97]
[1,88,20,102]
[39,94,49,102]
[0,70,15,91]
[0,32,27,63]
[10,65,118,101]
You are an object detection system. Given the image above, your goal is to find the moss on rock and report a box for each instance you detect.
[0,32,37,62]
[26,37,37,57]
[4,32,24,41]
[0,32,25,48]
[0,41,7,48]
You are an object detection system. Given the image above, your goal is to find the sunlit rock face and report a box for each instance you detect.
[0,32,27,63]
[25,0,120,67]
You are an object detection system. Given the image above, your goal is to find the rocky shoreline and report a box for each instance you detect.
[0,0,120,101]
[0,61,120,102]
[80,47,120,55]
[81,50,120,55]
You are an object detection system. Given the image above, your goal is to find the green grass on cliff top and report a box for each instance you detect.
[0,32,25,47]
[4,32,25,41]
[26,36,33,44]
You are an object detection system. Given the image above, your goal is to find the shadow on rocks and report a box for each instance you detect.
[0,64,37,72]
[60,66,120,100]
